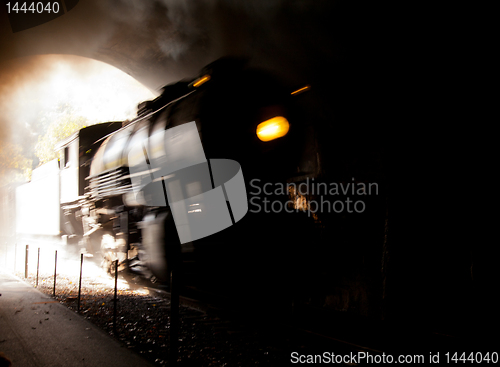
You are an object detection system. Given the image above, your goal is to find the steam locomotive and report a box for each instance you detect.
[17,58,318,293]
[3,58,481,340]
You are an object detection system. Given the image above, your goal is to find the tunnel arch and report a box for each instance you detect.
[0,0,219,91]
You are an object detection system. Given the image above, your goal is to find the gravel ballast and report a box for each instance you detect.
[17,270,301,366]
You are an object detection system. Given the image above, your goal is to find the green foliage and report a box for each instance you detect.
[0,143,33,186]
[35,114,88,165]
[0,111,91,186]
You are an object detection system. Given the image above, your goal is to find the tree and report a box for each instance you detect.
[35,114,89,165]
[0,142,32,186]
[0,112,90,186]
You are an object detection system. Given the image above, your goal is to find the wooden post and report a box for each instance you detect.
[36,248,40,287]
[53,250,57,296]
[169,269,179,366]
[113,260,118,335]
[24,245,29,278]
[77,253,83,312]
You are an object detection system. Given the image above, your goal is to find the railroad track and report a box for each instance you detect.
[141,274,388,363]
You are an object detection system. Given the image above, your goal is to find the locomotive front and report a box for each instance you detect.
[81,58,314,290]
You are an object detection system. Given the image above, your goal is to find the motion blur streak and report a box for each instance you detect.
[291,85,311,95]
[192,75,211,87]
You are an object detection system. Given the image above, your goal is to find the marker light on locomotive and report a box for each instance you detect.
[191,74,211,88]
[256,116,290,142]
[291,85,311,95]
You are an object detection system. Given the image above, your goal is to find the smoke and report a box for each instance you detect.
[0,57,48,150]
[91,0,348,85]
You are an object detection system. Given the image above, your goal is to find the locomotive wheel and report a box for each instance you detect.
[140,210,180,284]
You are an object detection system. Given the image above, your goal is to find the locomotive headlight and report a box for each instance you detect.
[256,116,290,142]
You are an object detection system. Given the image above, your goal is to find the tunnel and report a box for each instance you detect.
[0,1,496,365]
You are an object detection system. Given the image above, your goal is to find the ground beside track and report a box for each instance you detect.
[18,270,359,367]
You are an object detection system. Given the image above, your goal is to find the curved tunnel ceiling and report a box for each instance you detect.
[1,0,218,90]
[0,0,383,91]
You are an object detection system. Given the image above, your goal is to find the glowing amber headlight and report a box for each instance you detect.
[256,116,290,142]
